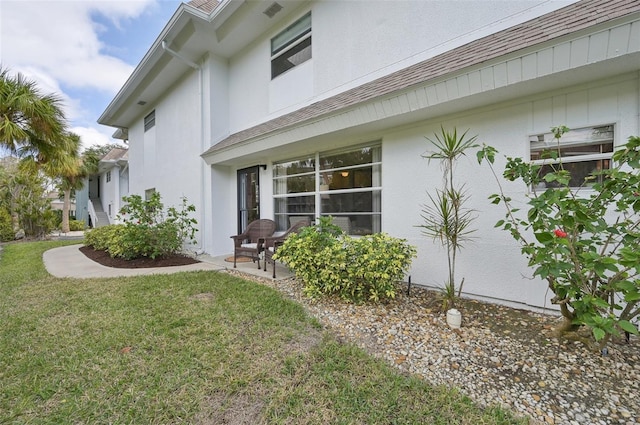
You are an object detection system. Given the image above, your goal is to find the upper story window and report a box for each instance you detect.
[144,110,156,132]
[530,124,614,188]
[106,171,111,183]
[271,12,311,79]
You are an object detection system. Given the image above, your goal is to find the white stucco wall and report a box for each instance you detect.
[206,73,639,311]
[128,70,206,249]
[226,0,576,135]
[382,74,639,310]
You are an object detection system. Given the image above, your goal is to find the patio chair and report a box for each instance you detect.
[263,218,311,278]
[230,219,276,269]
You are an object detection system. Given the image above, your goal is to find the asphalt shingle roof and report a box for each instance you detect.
[203,0,639,156]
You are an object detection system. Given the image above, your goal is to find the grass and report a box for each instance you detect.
[0,241,527,424]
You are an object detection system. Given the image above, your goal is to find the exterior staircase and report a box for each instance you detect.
[90,198,110,228]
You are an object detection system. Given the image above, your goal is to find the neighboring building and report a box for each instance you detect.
[45,190,75,216]
[98,0,640,311]
[76,147,129,228]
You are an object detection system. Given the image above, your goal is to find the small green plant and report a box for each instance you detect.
[418,127,478,309]
[0,208,14,241]
[85,193,198,260]
[68,219,85,231]
[477,130,640,348]
[275,217,416,303]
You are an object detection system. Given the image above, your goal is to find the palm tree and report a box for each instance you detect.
[56,133,84,233]
[0,67,73,173]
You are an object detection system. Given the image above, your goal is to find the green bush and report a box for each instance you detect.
[84,193,197,260]
[84,225,124,252]
[275,217,416,303]
[69,219,85,231]
[0,208,14,242]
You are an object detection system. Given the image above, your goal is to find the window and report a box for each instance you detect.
[273,144,381,234]
[529,125,614,188]
[271,12,311,79]
[145,188,156,200]
[144,110,155,132]
[106,171,111,183]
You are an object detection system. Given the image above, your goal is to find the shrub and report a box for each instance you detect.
[275,217,416,303]
[85,193,198,260]
[84,225,124,252]
[69,219,85,231]
[478,130,640,347]
[0,208,14,242]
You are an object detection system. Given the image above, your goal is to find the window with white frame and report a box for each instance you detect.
[529,124,614,188]
[273,144,382,234]
[271,12,311,79]
[106,171,111,183]
[144,110,155,132]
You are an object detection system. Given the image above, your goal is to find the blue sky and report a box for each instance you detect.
[0,0,182,149]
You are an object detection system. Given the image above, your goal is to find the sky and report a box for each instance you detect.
[0,0,183,150]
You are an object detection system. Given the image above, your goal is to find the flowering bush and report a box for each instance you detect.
[478,130,640,347]
[274,217,416,303]
[85,192,198,260]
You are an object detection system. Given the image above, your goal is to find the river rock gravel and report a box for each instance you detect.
[227,271,640,425]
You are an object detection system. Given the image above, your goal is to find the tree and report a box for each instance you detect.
[478,129,640,348]
[55,133,83,233]
[0,67,73,173]
[418,127,478,310]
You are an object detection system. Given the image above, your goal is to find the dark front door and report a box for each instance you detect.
[237,166,260,234]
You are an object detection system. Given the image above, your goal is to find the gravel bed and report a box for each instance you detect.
[227,270,640,425]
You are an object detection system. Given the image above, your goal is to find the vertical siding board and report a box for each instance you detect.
[553,42,571,72]
[406,89,420,111]
[570,37,590,67]
[480,67,495,91]
[507,58,522,84]
[521,54,537,80]
[587,85,616,121]
[551,95,567,125]
[457,74,470,98]
[532,98,553,130]
[630,21,640,54]
[445,78,459,100]
[467,70,482,95]
[493,62,508,88]
[435,81,448,103]
[415,87,430,109]
[588,31,609,62]
[537,48,553,76]
[566,91,589,125]
[426,85,438,105]
[608,24,632,57]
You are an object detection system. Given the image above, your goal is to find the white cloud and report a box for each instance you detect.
[1,0,155,93]
[71,125,124,151]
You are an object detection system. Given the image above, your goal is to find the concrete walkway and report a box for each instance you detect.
[43,244,294,280]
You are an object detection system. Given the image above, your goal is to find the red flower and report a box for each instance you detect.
[554,229,568,238]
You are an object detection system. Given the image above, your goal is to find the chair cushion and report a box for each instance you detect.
[240,243,258,249]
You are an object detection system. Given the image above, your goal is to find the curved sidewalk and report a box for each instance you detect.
[43,244,293,279]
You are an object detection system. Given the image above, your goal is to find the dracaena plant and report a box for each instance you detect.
[418,127,478,310]
[477,128,640,349]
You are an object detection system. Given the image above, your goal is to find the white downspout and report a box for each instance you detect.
[161,40,206,254]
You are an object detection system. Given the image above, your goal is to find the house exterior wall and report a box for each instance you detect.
[127,70,206,249]
[226,0,575,134]
[110,0,638,311]
[382,73,639,310]
[206,73,639,311]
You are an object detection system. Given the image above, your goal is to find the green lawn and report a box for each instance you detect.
[0,241,526,424]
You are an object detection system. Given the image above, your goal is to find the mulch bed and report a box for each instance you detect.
[79,245,200,269]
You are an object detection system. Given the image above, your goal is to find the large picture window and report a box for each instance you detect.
[271,12,311,79]
[529,124,614,188]
[273,144,382,234]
